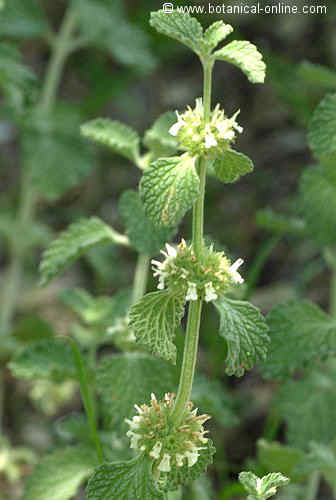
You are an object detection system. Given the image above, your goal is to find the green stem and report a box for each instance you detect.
[306,471,320,500]
[70,340,104,464]
[171,59,213,424]
[331,267,336,319]
[132,254,150,305]
[0,5,78,335]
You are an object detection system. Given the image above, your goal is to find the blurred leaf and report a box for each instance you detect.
[150,10,203,55]
[96,353,176,429]
[55,413,90,443]
[212,149,253,184]
[143,111,179,156]
[299,165,336,247]
[260,300,336,380]
[119,190,175,256]
[185,476,214,500]
[257,440,305,481]
[23,445,97,500]
[191,374,238,428]
[256,209,306,236]
[0,0,49,38]
[40,217,127,286]
[12,315,54,344]
[87,455,164,500]
[214,298,269,377]
[298,62,336,90]
[276,484,304,500]
[129,291,185,364]
[238,471,289,500]
[308,93,336,161]
[23,106,95,201]
[9,339,76,381]
[81,118,140,163]
[140,155,200,227]
[74,0,156,72]
[214,41,266,84]
[276,363,336,449]
[295,441,336,491]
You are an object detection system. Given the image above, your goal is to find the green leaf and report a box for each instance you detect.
[212,149,254,184]
[12,314,54,344]
[295,441,336,491]
[185,477,214,500]
[276,484,305,500]
[297,62,336,91]
[75,0,156,72]
[214,298,269,377]
[203,21,233,50]
[192,374,238,428]
[96,353,176,429]
[143,112,179,156]
[214,40,266,84]
[129,291,185,364]
[23,445,97,500]
[0,0,49,38]
[299,165,336,247]
[150,10,203,54]
[239,471,289,500]
[276,363,336,449]
[256,209,306,236]
[260,300,336,380]
[9,339,76,381]
[119,190,175,256]
[23,106,95,201]
[87,455,164,500]
[257,440,305,481]
[81,119,140,163]
[163,440,216,492]
[140,155,200,227]
[308,93,336,161]
[40,217,127,286]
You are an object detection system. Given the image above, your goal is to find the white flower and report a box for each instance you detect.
[175,454,184,467]
[161,243,177,259]
[230,110,243,133]
[158,453,171,472]
[186,282,198,301]
[149,441,162,459]
[204,282,218,302]
[184,449,200,467]
[125,417,140,430]
[126,431,142,449]
[205,132,218,149]
[228,258,244,284]
[169,111,185,136]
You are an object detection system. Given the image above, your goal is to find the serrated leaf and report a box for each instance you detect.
[87,455,164,500]
[276,363,336,449]
[299,165,336,247]
[308,93,336,161]
[81,119,140,163]
[9,339,76,381]
[40,217,127,286]
[129,291,185,363]
[192,374,238,428]
[257,440,305,481]
[119,190,175,256]
[239,471,289,500]
[0,0,49,38]
[260,300,336,380]
[203,21,233,50]
[150,10,203,54]
[214,40,266,84]
[75,0,156,72]
[143,112,179,156]
[212,149,254,184]
[214,298,269,377]
[163,440,216,492]
[140,155,200,227]
[23,445,97,500]
[97,353,176,429]
[256,209,306,236]
[23,106,94,200]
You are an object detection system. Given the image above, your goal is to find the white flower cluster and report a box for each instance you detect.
[126,393,210,474]
[168,98,243,156]
[152,242,244,303]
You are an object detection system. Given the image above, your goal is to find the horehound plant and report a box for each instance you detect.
[11,9,291,500]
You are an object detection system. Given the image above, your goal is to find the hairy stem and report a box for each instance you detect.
[0,5,78,335]
[132,254,150,305]
[171,59,213,423]
[306,471,320,500]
